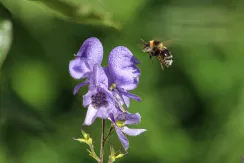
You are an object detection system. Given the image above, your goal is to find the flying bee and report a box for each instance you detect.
[140,39,173,70]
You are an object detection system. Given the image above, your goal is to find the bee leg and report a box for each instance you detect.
[149,53,153,64]
[149,55,153,64]
[157,55,164,70]
[160,62,164,70]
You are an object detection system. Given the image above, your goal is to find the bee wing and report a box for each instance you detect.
[162,40,174,47]
[153,36,179,47]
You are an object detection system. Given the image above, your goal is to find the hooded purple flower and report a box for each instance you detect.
[82,64,116,126]
[106,46,141,109]
[109,110,146,151]
[69,37,103,94]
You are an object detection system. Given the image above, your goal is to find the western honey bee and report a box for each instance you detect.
[140,39,173,70]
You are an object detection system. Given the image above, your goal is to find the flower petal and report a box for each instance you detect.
[122,94,130,108]
[122,126,146,136]
[76,37,103,65]
[83,105,98,126]
[73,80,89,95]
[114,112,141,125]
[89,64,108,90]
[103,66,113,86]
[96,88,115,119]
[118,88,141,102]
[83,91,93,107]
[110,89,126,111]
[109,113,129,150]
[102,87,115,105]
[108,46,141,90]
[69,58,90,79]
[115,125,129,151]
[96,105,111,119]
[123,113,141,125]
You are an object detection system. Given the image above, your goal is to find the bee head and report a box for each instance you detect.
[142,44,153,53]
[140,39,152,53]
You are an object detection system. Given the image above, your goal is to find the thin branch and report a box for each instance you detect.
[104,126,114,143]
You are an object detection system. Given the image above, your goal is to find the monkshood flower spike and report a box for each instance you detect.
[70,37,146,163]
[69,37,103,95]
[109,111,146,151]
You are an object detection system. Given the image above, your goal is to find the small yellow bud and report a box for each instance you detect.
[115,154,125,159]
[110,145,115,155]
[109,156,116,162]
[73,138,86,143]
[86,138,93,146]
[116,120,124,127]
[109,83,116,91]
[81,130,90,140]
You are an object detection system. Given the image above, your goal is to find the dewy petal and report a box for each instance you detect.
[73,80,89,95]
[109,113,129,150]
[69,58,90,79]
[76,37,103,65]
[118,88,141,102]
[89,64,108,90]
[83,105,98,126]
[122,126,146,136]
[108,46,141,90]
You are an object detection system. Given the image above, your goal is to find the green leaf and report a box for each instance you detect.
[27,0,121,30]
[0,19,12,70]
[10,60,57,110]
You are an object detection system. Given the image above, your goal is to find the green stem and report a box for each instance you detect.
[104,126,114,143]
[98,119,105,163]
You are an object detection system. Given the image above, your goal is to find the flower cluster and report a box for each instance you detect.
[69,37,146,151]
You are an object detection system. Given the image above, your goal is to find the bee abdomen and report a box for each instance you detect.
[161,49,171,57]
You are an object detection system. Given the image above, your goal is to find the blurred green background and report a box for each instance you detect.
[1,0,244,162]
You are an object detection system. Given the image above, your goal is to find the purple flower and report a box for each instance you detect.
[70,37,147,152]
[69,37,103,94]
[82,64,116,126]
[106,46,141,108]
[109,110,146,151]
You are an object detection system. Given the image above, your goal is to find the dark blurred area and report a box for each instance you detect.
[0,0,244,163]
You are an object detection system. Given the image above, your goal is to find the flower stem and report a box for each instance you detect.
[98,119,105,163]
[104,126,114,143]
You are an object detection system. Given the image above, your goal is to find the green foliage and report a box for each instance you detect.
[108,145,127,163]
[27,0,121,30]
[0,19,12,70]
[74,130,99,161]
[9,60,57,110]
